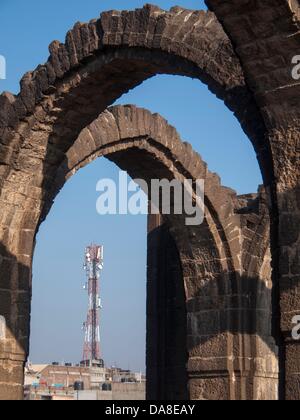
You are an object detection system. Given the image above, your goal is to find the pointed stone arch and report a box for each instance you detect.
[1,1,296,399]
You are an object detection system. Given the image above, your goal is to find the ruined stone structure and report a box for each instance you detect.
[0,102,277,400]
[0,2,299,400]
[205,1,300,400]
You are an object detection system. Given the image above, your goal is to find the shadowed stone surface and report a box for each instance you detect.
[205,0,300,401]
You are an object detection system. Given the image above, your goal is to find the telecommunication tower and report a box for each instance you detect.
[81,245,104,367]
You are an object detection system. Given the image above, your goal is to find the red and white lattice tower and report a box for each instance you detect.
[82,245,104,365]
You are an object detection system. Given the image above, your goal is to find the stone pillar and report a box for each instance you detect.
[146,213,188,400]
[176,192,278,400]
[205,0,300,399]
[0,250,30,400]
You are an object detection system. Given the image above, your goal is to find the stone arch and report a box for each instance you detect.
[0,4,270,191]
[0,103,274,399]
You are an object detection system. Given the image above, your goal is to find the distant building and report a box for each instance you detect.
[24,362,145,400]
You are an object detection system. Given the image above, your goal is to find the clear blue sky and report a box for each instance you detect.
[0,1,262,372]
